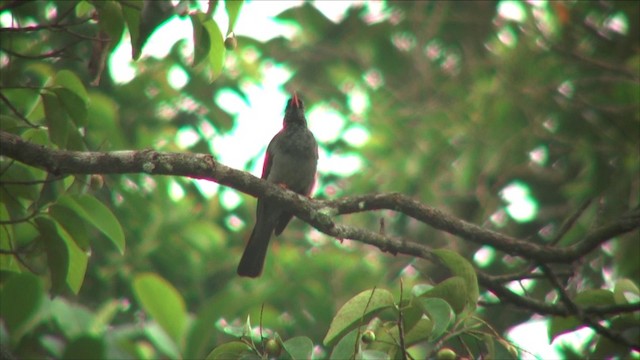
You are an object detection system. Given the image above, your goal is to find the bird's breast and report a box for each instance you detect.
[266,129,318,193]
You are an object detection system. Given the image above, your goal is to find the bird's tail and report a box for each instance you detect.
[237,221,274,278]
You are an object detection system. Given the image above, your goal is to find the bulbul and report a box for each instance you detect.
[237,93,318,278]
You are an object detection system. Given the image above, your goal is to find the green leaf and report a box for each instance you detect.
[205,341,253,360]
[145,321,181,359]
[574,289,616,306]
[483,333,496,360]
[613,278,639,304]
[0,114,19,132]
[421,276,468,314]
[0,272,45,337]
[136,1,174,58]
[55,70,88,99]
[42,92,71,148]
[497,338,519,359]
[54,70,88,126]
[358,350,390,360]
[91,299,125,335]
[400,295,427,335]
[62,335,105,360]
[53,87,87,126]
[1,88,42,123]
[0,203,20,273]
[416,297,455,340]
[133,273,187,344]
[50,204,91,251]
[40,216,70,293]
[185,301,220,359]
[549,289,616,342]
[58,221,88,295]
[549,316,581,343]
[324,288,395,347]
[85,92,125,149]
[593,316,640,358]
[96,0,125,51]
[0,161,44,201]
[190,11,225,81]
[51,297,95,339]
[57,194,125,254]
[283,336,314,360]
[21,127,52,146]
[329,329,358,360]
[121,0,142,59]
[205,17,225,81]
[37,216,88,294]
[190,12,211,66]
[37,173,68,210]
[433,249,479,311]
[75,1,95,18]
[366,322,399,357]
[404,318,434,345]
[225,0,243,34]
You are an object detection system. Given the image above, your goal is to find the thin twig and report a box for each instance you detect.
[487,270,573,283]
[0,92,40,128]
[539,263,640,351]
[549,199,593,246]
[1,39,82,59]
[0,210,39,225]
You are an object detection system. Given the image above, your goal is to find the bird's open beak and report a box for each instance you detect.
[292,92,300,108]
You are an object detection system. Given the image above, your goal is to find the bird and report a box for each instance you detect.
[237,93,318,278]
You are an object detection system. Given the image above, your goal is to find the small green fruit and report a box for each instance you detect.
[436,347,456,360]
[265,338,281,358]
[224,36,237,50]
[361,330,376,344]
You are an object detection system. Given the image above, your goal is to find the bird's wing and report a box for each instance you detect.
[261,149,273,179]
[262,130,285,179]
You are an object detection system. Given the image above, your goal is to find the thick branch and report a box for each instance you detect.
[321,194,639,263]
[1,130,638,266]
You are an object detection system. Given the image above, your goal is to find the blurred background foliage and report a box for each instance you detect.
[0,0,638,359]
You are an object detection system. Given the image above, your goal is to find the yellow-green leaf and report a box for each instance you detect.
[225,0,243,34]
[323,288,395,347]
[57,194,125,254]
[433,249,479,311]
[133,273,187,344]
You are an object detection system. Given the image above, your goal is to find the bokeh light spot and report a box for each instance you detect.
[167,65,189,89]
[220,189,242,210]
[529,145,548,166]
[175,126,199,149]
[343,125,370,148]
[500,181,539,222]
[474,246,496,267]
[498,0,526,22]
[168,179,185,201]
[308,105,345,143]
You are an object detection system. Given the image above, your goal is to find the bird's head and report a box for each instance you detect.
[284,92,307,127]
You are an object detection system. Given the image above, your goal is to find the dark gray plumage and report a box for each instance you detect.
[237,94,318,278]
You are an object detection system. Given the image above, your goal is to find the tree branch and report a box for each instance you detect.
[539,264,640,351]
[1,130,638,266]
[477,272,640,317]
[321,193,639,263]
